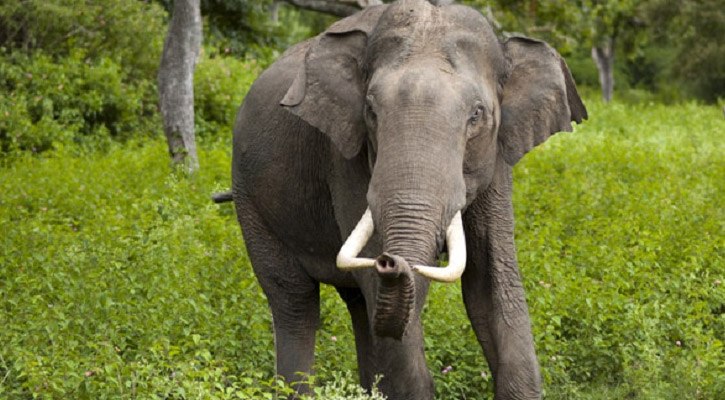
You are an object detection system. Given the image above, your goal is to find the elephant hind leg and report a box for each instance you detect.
[267,280,320,395]
[237,204,320,395]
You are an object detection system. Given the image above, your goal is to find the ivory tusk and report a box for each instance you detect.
[336,208,377,270]
[412,211,466,283]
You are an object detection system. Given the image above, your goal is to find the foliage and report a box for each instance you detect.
[0,0,167,154]
[642,0,725,103]
[0,49,159,153]
[153,0,335,65]
[0,0,166,80]
[516,99,725,398]
[2,97,724,398]
[464,0,723,103]
[193,53,263,138]
[0,23,262,155]
[0,0,331,156]
[305,372,388,399]
[462,0,643,52]
[275,5,340,52]
[155,0,282,62]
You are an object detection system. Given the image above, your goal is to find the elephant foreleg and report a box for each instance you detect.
[462,164,541,400]
[336,286,375,390]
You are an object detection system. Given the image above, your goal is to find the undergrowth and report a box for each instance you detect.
[1,99,724,398]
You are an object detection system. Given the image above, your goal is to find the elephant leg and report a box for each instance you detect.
[461,166,541,400]
[460,242,499,376]
[236,204,320,395]
[265,277,320,395]
[345,273,434,399]
[336,286,375,390]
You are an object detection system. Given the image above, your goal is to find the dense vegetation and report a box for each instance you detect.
[2,95,724,399]
[0,0,323,154]
[1,0,724,398]
[1,0,722,154]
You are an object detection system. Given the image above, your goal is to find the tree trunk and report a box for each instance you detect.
[158,0,202,172]
[529,0,537,20]
[269,2,279,24]
[591,38,615,103]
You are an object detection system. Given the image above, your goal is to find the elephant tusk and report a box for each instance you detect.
[336,208,377,270]
[411,211,466,283]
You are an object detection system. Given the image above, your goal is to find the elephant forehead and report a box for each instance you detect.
[370,66,468,106]
[368,2,503,75]
[378,0,447,38]
[368,9,449,66]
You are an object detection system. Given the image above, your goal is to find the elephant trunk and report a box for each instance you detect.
[371,195,442,339]
[378,196,442,267]
[373,253,415,339]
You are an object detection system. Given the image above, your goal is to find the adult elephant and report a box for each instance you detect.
[223,0,587,398]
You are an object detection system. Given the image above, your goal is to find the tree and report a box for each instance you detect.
[156,0,365,171]
[464,0,645,102]
[643,0,725,102]
[158,0,202,171]
[584,0,643,102]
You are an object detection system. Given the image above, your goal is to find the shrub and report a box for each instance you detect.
[1,99,724,399]
[514,99,725,398]
[193,53,262,138]
[0,37,262,155]
[0,49,159,153]
[0,0,166,80]
[0,0,167,154]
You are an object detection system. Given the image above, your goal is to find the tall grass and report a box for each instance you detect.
[1,99,723,398]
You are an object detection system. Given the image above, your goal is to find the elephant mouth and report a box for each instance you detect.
[336,207,467,282]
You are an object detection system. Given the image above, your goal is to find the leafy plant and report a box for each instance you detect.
[0,49,158,153]
[0,0,166,79]
[1,98,724,398]
[193,53,262,138]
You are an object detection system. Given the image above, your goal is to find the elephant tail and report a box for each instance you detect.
[211,190,233,203]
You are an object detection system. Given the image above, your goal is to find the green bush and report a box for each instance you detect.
[0,0,167,154]
[193,53,262,138]
[565,50,600,89]
[0,0,166,79]
[1,98,724,399]
[0,35,261,155]
[515,99,725,398]
[0,50,159,153]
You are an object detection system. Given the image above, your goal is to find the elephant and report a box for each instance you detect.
[219,0,587,398]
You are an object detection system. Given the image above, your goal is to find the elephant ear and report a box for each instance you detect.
[498,36,588,166]
[281,6,386,159]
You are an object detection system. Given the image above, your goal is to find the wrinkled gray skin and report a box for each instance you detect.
[230,0,586,399]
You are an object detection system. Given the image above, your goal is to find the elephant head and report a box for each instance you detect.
[282,0,586,341]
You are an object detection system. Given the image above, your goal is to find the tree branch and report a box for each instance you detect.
[280,0,362,17]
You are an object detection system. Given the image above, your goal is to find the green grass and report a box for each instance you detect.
[515,99,725,398]
[1,99,724,399]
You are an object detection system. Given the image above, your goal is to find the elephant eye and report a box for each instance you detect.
[470,105,485,124]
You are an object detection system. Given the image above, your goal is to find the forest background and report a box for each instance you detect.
[1,0,724,399]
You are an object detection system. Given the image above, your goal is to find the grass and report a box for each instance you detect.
[1,98,724,399]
